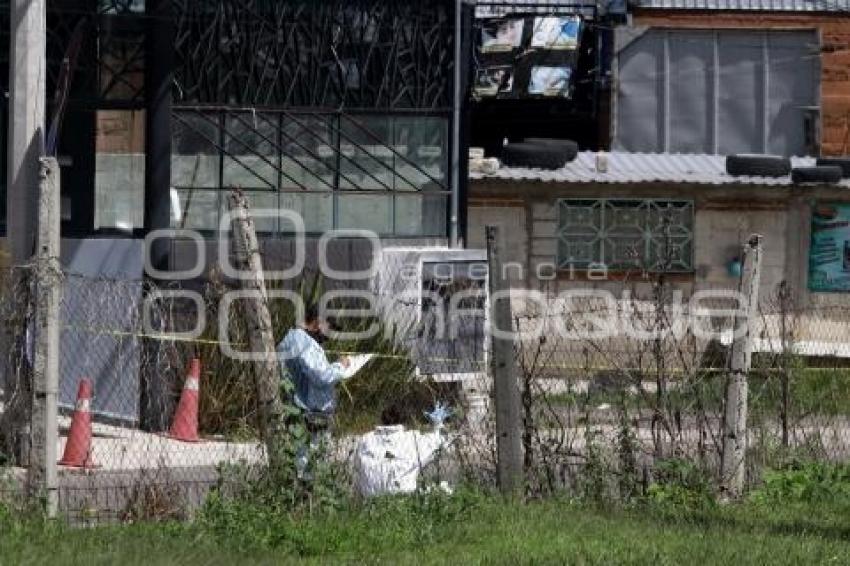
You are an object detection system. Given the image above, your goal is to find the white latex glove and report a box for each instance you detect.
[424,401,452,430]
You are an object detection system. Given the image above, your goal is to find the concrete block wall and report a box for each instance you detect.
[469,181,850,312]
[467,201,528,287]
[693,208,789,302]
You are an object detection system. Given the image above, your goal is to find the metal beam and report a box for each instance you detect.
[144,0,174,269]
[450,0,462,247]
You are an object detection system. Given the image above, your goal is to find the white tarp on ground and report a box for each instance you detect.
[353,424,446,497]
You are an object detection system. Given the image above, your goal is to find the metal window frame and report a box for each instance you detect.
[556,197,695,273]
[169,107,452,237]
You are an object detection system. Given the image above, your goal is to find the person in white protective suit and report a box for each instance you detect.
[354,402,453,497]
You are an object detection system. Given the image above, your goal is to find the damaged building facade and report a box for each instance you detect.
[468,0,850,354]
[469,1,850,292]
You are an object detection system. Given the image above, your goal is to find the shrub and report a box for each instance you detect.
[750,462,850,505]
[644,458,716,511]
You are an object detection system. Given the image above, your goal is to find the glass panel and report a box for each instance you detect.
[718,32,763,155]
[339,115,394,191]
[280,116,335,191]
[94,110,145,230]
[648,201,693,235]
[223,112,278,190]
[99,31,145,101]
[393,116,448,191]
[171,112,220,189]
[99,0,145,13]
[559,199,694,272]
[531,16,581,50]
[650,236,694,271]
[480,19,524,53]
[559,199,601,236]
[170,188,221,231]
[241,190,279,233]
[337,194,392,234]
[280,192,333,233]
[603,236,645,269]
[394,193,447,237]
[474,66,514,97]
[558,237,599,268]
[605,200,647,237]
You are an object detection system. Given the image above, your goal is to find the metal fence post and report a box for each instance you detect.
[486,225,523,495]
[720,234,763,499]
[30,157,61,516]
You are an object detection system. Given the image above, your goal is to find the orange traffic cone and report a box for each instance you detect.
[168,359,202,442]
[59,378,96,468]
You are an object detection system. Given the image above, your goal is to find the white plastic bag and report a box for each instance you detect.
[354,425,445,497]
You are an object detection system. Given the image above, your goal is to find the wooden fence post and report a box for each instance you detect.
[227,188,288,468]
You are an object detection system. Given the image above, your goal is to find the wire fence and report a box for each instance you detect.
[510,282,850,499]
[1,256,850,523]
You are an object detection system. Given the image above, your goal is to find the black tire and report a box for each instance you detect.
[501,142,568,169]
[523,138,579,162]
[726,154,791,177]
[816,157,850,178]
[791,165,843,184]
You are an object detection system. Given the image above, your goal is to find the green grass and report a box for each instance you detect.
[545,368,850,419]
[3,496,850,565]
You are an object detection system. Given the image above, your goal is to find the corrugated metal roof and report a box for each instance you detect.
[470,151,850,186]
[632,0,850,11]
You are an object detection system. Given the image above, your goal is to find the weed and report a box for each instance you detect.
[644,458,716,511]
[750,461,850,505]
[580,427,610,504]
[616,409,641,502]
[120,481,187,524]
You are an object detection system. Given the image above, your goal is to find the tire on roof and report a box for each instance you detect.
[501,142,568,170]
[816,157,850,178]
[725,154,791,177]
[791,165,843,184]
[523,138,579,162]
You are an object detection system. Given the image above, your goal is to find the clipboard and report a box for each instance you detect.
[340,354,374,380]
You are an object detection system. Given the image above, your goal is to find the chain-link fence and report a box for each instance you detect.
[2,252,850,522]
[0,255,490,523]
[510,279,850,499]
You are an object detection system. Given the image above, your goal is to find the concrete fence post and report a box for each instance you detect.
[486,225,523,496]
[30,157,61,517]
[720,234,763,500]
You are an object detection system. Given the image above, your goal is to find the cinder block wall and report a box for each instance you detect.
[632,10,850,156]
[469,179,850,309]
[467,198,528,288]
